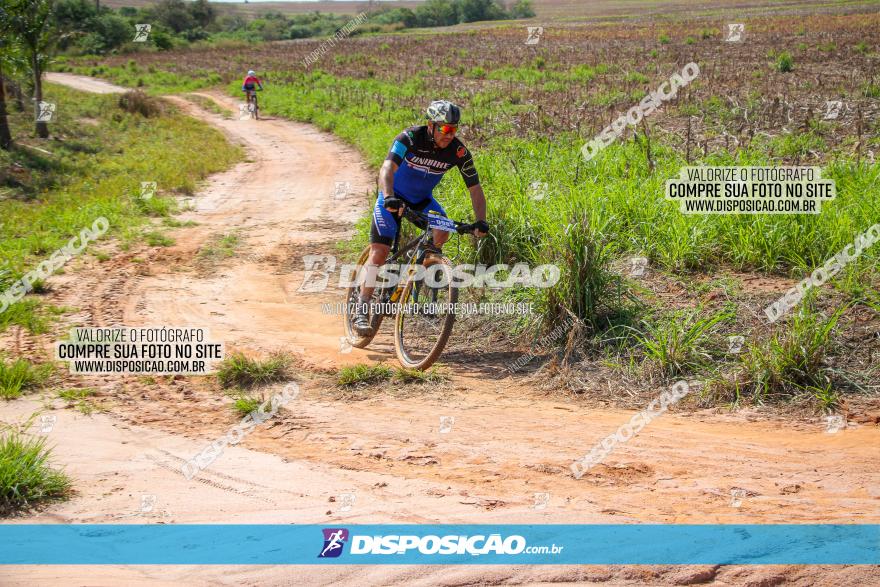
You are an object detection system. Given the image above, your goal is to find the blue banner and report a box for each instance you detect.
[1,525,877,565]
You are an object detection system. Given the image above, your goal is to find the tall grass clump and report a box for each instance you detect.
[0,429,72,516]
[708,302,844,405]
[634,307,733,377]
[216,352,291,389]
[543,211,641,335]
[118,90,163,117]
[337,364,394,386]
[0,358,52,400]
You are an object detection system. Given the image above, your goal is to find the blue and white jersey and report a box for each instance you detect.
[385,125,480,203]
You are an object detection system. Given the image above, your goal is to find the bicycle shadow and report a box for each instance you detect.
[428,348,529,378]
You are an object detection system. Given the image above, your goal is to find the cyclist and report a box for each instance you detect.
[352,99,490,337]
[241,70,263,110]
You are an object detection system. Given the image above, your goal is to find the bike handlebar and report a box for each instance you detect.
[402,208,481,235]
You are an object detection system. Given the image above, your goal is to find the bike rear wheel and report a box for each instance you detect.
[393,258,457,370]
[342,245,387,348]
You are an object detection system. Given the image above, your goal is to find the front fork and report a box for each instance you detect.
[388,236,432,304]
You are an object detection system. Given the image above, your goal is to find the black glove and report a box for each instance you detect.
[384,196,403,212]
[473,220,490,234]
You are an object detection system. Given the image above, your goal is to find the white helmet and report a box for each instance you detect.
[247,70,256,76]
[425,100,461,124]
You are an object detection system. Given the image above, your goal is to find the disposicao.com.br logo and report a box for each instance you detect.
[317,528,563,558]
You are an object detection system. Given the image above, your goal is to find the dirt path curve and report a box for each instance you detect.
[3,74,876,586]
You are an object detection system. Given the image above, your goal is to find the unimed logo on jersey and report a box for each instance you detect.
[318,528,349,558]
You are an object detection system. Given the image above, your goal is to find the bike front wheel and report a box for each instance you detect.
[393,258,457,370]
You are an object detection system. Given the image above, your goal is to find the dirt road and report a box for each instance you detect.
[1,73,876,586]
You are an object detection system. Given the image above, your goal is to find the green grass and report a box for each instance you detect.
[634,307,733,377]
[0,83,244,334]
[392,366,450,383]
[216,352,291,389]
[162,218,198,228]
[776,51,794,72]
[57,388,100,414]
[336,364,447,386]
[197,232,240,262]
[144,231,175,247]
[0,300,67,335]
[707,302,844,405]
[0,429,72,516]
[60,64,222,95]
[230,392,262,418]
[185,94,230,118]
[0,359,52,400]
[337,364,394,386]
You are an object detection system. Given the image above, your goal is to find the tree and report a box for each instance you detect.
[188,0,215,29]
[153,0,194,34]
[455,0,505,23]
[0,40,13,150]
[1,0,57,139]
[414,0,457,27]
[53,0,98,46]
[373,8,417,28]
[78,13,130,54]
[508,0,535,18]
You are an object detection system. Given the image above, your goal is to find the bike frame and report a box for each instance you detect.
[381,209,458,304]
[245,89,261,117]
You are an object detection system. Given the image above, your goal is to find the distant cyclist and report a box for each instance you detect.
[352,99,490,336]
[242,70,263,94]
[242,70,263,116]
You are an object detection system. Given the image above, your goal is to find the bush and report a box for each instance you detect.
[288,24,318,40]
[776,51,794,72]
[151,29,174,51]
[373,7,418,27]
[414,0,458,26]
[117,91,163,118]
[455,0,505,22]
[508,0,535,18]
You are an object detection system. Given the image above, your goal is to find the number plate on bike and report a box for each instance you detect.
[427,215,457,233]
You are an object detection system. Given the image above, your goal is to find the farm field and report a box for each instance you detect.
[2,0,879,583]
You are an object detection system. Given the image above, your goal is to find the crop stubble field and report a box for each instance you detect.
[64,1,880,413]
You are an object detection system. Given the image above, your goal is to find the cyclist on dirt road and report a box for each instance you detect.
[242,70,263,93]
[242,70,263,106]
[352,99,490,336]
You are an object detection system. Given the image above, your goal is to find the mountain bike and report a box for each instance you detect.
[343,208,481,370]
[245,89,261,120]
